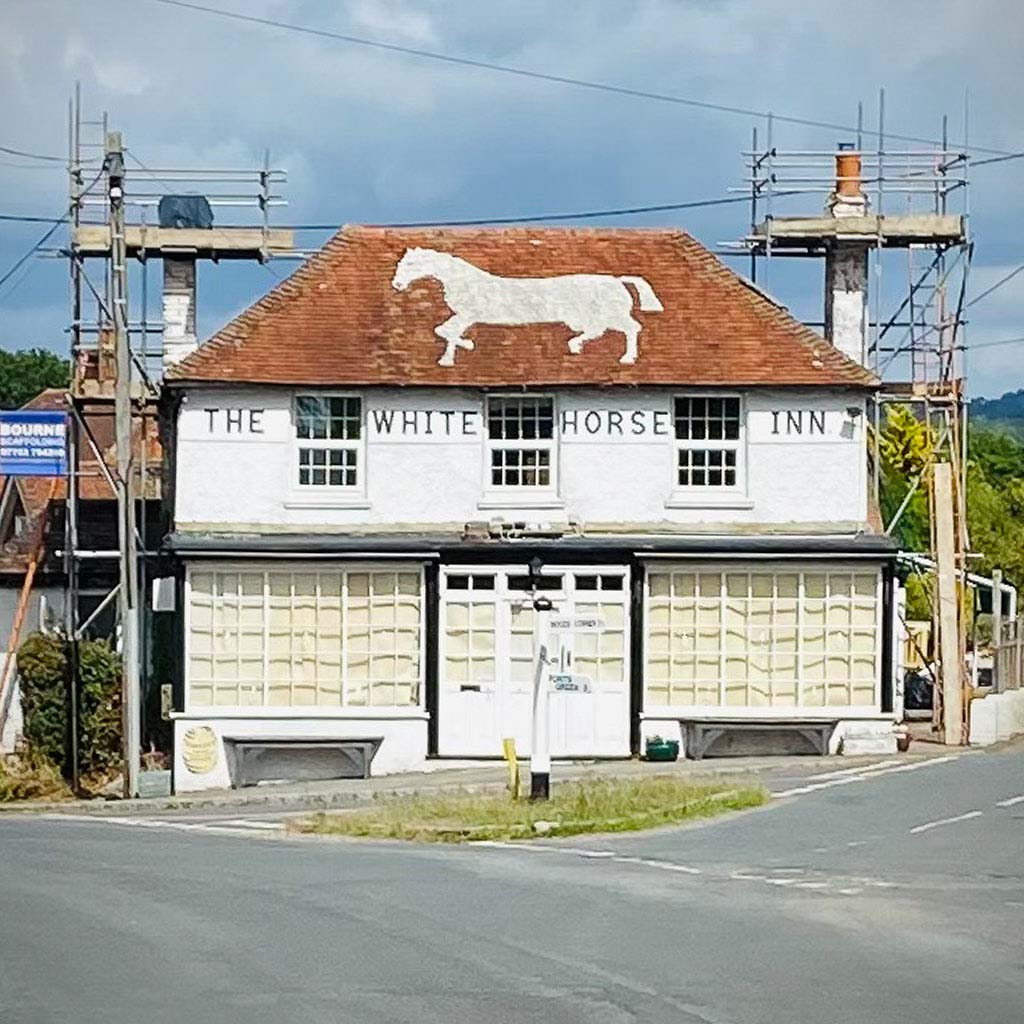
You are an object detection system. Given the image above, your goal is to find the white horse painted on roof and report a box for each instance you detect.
[391,247,663,367]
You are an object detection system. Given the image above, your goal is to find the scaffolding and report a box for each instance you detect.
[63,88,298,794]
[731,93,973,744]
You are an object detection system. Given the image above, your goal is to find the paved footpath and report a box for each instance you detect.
[2,741,1022,1023]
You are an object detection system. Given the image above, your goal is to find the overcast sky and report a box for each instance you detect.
[1,0,1022,396]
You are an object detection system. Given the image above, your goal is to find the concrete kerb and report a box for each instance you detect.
[0,748,964,818]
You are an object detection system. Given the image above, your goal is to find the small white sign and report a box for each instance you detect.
[550,616,606,633]
[550,673,592,693]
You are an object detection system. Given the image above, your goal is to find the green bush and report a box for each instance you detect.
[16,632,122,776]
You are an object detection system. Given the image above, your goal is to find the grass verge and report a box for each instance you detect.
[297,776,767,843]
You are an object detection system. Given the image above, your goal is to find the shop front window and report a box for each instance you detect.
[646,568,879,708]
[188,567,422,709]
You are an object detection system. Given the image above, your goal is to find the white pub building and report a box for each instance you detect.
[163,226,899,792]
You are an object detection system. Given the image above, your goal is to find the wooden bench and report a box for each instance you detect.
[681,719,838,760]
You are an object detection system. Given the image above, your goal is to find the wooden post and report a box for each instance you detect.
[934,463,963,744]
[106,132,141,798]
[991,568,1003,693]
[1011,614,1019,688]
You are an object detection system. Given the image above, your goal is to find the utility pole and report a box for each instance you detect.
[933,462,963,745]
[105,131,141,798]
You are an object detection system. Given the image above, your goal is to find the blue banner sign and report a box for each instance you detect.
[0,411,68,476]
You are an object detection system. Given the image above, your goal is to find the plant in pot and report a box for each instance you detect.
[644,734,680,762]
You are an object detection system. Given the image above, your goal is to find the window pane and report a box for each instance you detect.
[488,397,554,440]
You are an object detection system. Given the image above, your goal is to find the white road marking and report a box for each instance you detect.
[774,755,959,798]
[215,819,286,830]
[37,813,287,838]
[995,794,1024,808]
[803,760,901,781]
[909,810,983,835]
[614,856,702,875]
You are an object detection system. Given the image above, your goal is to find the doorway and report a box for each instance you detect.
[437,566,630,757]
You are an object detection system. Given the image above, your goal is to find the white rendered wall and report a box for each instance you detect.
[172,714,429,792]
[174,386,870,532]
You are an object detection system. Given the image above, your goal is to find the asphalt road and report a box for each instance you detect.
[2,746,1022,1024]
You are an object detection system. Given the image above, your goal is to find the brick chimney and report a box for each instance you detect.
[824,143,869,365]
[163,257,198,367]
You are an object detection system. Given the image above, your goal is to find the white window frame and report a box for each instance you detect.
[288,392,368,507]
[667,392,749,507]
[480,393,561,507]
[641,560,886,719]
[181,560,427,719]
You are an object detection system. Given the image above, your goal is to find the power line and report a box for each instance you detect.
[0,213,68,224]
[966,261,1024,309]
[146,0,1014,157]
[972,151,1024,168]
[0,189,798,233]
[289,190,801,229]
[971,335,1024,351]
[0,217,68,290]
[0,143,65,163]
[124,150,177,193]
[0,169,104,291]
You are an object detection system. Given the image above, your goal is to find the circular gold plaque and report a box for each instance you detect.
[182,725,219,775]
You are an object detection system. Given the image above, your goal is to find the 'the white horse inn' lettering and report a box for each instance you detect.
[364,409,673,438]
[770,410,827,436]
[200,406,843,440]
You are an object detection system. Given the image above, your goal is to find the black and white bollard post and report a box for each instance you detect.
[529,594,553,801]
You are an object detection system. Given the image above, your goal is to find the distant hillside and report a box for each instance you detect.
[972,391,1024,440]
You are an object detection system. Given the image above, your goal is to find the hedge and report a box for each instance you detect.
[16,632,122,775]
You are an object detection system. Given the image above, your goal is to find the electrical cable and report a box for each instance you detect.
[0,218,68,290]
[0,169,104,290]
[145,0,1016,157]
[0,143,65,163]
[966,262,1024,309]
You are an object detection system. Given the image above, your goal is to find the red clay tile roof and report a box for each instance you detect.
[167,226,877,388]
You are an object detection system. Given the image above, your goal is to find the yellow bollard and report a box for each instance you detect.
[502,737,520,801]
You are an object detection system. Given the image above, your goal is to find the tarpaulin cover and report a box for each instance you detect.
[158,195,214,229]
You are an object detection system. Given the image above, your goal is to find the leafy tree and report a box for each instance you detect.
[877,409,1024,612]
[876,405,932,553]
[0,348,70,409]
[967,427,1024,585]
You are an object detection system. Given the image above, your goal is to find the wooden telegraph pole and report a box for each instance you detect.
[105,132,141,798]
[933,462,963,745]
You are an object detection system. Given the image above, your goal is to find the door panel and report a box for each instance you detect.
[438,568,631,757]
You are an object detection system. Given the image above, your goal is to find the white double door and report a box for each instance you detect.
[438,566,631,757]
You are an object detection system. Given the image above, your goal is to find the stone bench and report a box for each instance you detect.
[226,738,382,787]
[680,719,838,760]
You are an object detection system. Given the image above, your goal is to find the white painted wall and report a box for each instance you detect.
[969,690,1024,745]
[172,714,429,792]
[174,386,870,531]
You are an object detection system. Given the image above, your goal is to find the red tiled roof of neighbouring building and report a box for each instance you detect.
[166,227,878,388]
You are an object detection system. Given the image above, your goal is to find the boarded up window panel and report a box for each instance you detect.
[187,567,421,710]
[646,569,880,710]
